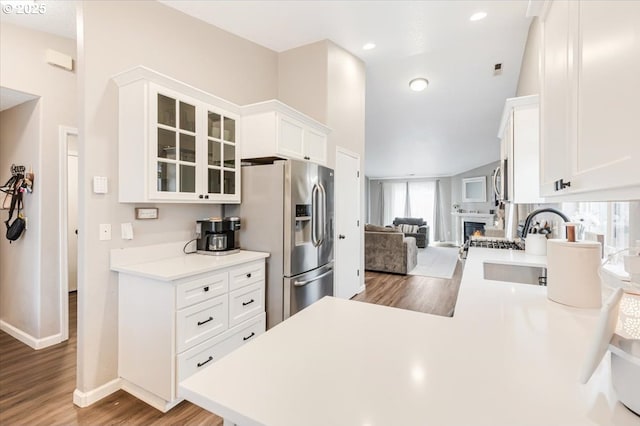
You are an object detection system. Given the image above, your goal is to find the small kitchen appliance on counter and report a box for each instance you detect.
[196,217,241,255]
[547,239,602,308]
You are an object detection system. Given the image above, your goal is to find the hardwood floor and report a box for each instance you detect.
[0,265,462,425]
[354,260,463,317]
[0,293,222,426]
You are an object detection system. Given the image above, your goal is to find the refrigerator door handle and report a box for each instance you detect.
[293,269,333,287]
[311,183,321,247]
[317,183,327,246]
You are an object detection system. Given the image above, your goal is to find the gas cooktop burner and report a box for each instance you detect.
[467,237,523,250]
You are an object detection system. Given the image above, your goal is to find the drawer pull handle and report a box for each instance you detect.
[243,332,256,341]
[242,299,255,306]
[246,273,252,278]
[197,316,214,326]
[203,286,209,292]
[197,356,214,368]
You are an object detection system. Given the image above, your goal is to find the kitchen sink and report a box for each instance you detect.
[483,262,547,286]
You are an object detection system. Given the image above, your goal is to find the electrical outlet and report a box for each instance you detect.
[99,224,111,241]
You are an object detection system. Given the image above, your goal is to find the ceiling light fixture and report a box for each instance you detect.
[470,12,487,21]
[409,78,429,92]
[363,43,376,50]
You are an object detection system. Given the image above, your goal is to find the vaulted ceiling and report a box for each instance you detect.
[1,0,533,177]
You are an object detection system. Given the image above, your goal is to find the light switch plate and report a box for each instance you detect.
[121,223,134,240]
[93,176,108,194]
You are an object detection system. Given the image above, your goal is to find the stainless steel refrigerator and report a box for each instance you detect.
[228,159,334,329]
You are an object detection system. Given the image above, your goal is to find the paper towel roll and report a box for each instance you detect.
[547,239,602,308]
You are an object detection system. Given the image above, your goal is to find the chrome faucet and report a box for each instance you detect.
[521,208,570,238]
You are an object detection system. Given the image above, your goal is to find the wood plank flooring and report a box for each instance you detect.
[0,264,462,425]
[355,260,463,317]
[0,293,222,426]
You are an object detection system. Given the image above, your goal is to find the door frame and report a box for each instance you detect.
[335,146,364,297]
[58,125,78,341]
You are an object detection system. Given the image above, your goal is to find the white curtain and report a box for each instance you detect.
[382,182,407,225]
[433,180,446,242]
[408,181,436,241]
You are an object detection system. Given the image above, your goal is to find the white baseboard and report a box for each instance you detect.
[0,320,63,350]
[73,378,121,407]
[121,379,182,412]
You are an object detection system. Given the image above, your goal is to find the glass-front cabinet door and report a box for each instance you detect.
[205,109,240,202]
[148,84,240,203]
[151,87,199,200]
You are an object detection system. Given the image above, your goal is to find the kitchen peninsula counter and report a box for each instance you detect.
[179,248,639,425]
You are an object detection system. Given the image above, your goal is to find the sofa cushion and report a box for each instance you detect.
[393,217,426,227]
[365,224,396,232]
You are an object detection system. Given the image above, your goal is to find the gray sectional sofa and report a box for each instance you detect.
[392,217,429,248]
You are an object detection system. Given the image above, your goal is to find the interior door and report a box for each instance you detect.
[67,134,78,292]
[334,149,361,299]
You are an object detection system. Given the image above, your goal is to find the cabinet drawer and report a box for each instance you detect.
[229,261,265,291]
[225,311,265,350]
[177,313,265,383]
[176,272,228,309]
[229,282,264,328]
[177,295,228,353]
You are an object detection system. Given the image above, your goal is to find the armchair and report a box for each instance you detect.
[364,225,417,274]
[392,217,429,248]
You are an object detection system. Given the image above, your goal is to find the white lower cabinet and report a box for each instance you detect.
[118,259,266,412]
[177,313,265,383]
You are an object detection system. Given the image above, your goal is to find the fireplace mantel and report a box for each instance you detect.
[451,212,495,245]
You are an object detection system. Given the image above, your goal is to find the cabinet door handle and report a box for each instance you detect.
[198,194,204,199]
[243,332,256,341]
[203,286,209,292]
[338,234,345,239]
[197,356,213,368]
[304,156,310,160]
[246,273,252,278]
[204,195,209,199]
[554,179,571,191]
[197,316,214,326]
[242,299,255,306]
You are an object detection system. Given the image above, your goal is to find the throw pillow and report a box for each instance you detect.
[398,224,419,233]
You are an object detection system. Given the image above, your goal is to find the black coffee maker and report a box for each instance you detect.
[196,217,241,255]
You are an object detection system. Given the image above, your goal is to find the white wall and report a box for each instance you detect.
[278,41,328,124]
[0,23,77,342]
[0,100,41,338]
[450,161,500,215]
[516,18,541,96]
[78,0,278,393]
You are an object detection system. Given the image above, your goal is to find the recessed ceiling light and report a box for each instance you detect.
[470,12,487,21]
[363,43,376,50]
[409,78,429,92]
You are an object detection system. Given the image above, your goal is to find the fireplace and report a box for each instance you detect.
[464,221,485,242]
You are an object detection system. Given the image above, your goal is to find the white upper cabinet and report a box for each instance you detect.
[241,100,330,165]
[113,67,241,204]
[499,95,544,204]
[540,1,640,200]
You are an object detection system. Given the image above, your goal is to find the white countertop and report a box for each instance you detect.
[179,247,640,425]
[111,250,269,281]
